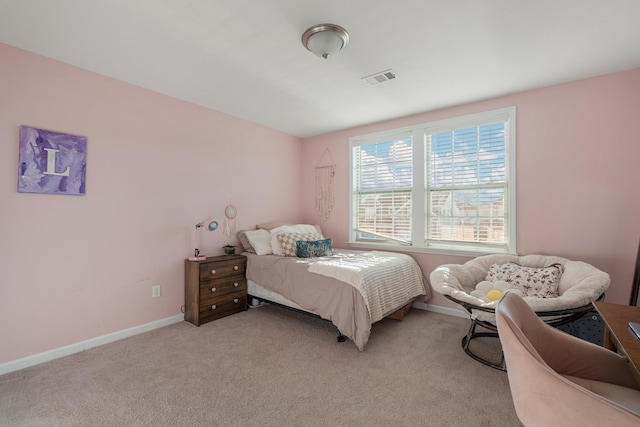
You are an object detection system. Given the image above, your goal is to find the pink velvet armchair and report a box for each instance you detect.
[496,292,640,426]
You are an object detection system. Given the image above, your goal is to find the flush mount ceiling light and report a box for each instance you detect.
[301,23,349,59]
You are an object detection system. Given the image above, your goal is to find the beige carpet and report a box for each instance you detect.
[0,305,521,426]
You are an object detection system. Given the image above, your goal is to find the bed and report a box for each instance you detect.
[238,223,428,350]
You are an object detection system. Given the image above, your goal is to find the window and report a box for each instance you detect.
[350,107,516,255]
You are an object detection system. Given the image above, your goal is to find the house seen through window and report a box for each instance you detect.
[350,107,516,255]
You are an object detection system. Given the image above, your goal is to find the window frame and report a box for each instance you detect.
[349,107,516,256]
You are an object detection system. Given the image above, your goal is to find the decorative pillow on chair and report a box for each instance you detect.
[485,262,563,298]
[296,239,333,258]
[276,232,324,257]
[470,280,524,303]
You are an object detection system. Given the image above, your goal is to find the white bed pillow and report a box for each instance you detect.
[258,222,321,233]
[244,229,273,255]
[257,221,290,231]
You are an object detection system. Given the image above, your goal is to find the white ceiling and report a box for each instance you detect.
[1,0,639,138]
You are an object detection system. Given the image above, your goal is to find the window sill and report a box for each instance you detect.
[347,241,514,258]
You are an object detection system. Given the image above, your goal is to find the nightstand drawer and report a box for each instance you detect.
[199,258,246,281]
[199,292,246,323]
[200,277,246,299]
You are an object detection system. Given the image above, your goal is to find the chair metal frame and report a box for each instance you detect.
[446,293,605,370]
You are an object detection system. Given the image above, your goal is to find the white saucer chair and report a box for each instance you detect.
[430,254,609,370]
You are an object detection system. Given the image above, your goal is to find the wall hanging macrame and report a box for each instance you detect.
[315,149,336,220]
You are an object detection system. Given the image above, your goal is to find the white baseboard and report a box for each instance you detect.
[412,300,470,319]
[2,303,467,376]
[0,314,184,376]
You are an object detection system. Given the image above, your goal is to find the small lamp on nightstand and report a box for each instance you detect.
[189,217,219,261]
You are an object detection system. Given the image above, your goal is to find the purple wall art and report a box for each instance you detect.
[18,126,87,196]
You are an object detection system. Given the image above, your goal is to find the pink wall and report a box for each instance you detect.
[301,69,640,309]
[2,40,639,367]
[0,44,302,364]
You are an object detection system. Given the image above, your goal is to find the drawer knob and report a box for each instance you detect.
[211,287,217,292]
[234,298,238,303]
[211,269,216,275]
[234,265,239,271]
[233,282,238,287]
[211,304,217,310]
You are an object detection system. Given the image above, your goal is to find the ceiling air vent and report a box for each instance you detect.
[362,69,397,85]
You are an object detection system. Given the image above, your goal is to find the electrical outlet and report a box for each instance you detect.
[152,285,161,298]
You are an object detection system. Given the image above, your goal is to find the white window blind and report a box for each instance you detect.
[352,133,413,244]
[350,107,515,255]
[426,121,510,250]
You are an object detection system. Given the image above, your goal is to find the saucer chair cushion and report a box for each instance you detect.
[430,254,609,320]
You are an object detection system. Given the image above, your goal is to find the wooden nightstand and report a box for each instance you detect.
[184,254,247,326]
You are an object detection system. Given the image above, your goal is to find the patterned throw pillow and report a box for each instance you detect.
[485,262,564,298]
[276,232,324,257]
[296,239,333,258]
